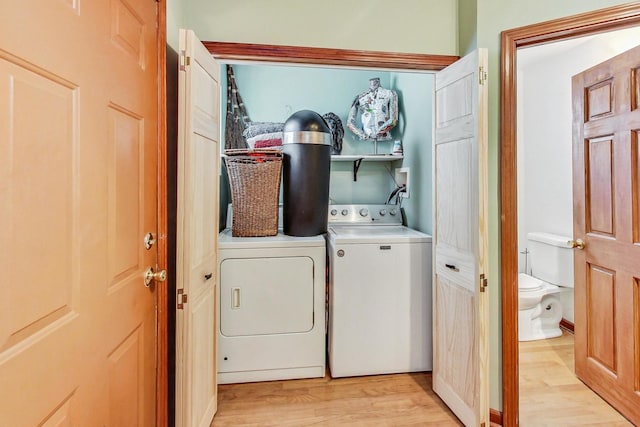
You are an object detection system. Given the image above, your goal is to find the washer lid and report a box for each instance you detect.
[219,229,325,249]
[518,273,547,291]
[328,225,432,244]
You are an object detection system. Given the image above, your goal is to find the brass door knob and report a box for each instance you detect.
[570,238,585,250]
[144,267,167,287]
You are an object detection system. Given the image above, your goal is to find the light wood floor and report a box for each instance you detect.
[211,331,633,426]
[212,371,462,426]
[519,331,632,426]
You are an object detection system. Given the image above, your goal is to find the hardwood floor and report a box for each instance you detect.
[212,331,633,426]
[212,372,463,426]
[519,331,632,426]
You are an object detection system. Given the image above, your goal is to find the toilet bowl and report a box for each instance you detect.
[518,232,574,342]
[518,273,563,342]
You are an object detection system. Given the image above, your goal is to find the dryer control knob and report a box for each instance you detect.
[359,208,369,217]
[390,208,398,216]
[341,209,349,216]
[330,209,337,216]
[379,209,387,216]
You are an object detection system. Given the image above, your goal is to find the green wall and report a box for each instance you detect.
[182,0,458,55]
[458,0,477,55]
[167,0,639,413]
[232,65,392,144]
[389,72,434,234]
[167,0,185,50]
[236,65,395,204]
[230,65,433,208]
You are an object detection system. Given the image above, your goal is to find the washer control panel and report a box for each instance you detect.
[328,204,402,225]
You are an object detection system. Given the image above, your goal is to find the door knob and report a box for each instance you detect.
[570,238,585,250]
[144,267,167,287]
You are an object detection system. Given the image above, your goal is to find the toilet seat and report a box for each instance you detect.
[518,273,561,302]
[518,273,548,292]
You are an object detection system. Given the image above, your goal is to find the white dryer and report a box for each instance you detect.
[217,227,326,384]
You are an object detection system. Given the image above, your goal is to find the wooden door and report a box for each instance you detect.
[572,44,640,426]
[433,49,489,426]
[0,0,160,425]
[175,29,220,427]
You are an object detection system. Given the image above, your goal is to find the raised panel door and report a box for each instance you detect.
[0,0,160,425]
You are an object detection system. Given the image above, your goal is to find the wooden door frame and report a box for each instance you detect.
[500,2,640,426]
[157,0,169,426]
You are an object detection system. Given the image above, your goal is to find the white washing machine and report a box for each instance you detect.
[327,204,432,378]
[217,212,326,384]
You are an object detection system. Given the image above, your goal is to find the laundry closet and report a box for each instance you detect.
[174,30,489,427]
[215,62,435,380]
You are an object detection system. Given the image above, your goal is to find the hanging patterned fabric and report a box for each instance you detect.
[225,65,251,150]
[322,112,344,155]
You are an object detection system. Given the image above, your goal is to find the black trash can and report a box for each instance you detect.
[282,110,332,236]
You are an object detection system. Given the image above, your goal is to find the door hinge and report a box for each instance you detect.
[480,273,488,292]
[479,66,488,85]
[177,288,188,309]
[179,50,190,71]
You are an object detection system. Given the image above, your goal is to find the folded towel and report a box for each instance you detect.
[242,122,285,139]
[246,131,283,149]
[254,139,283,149]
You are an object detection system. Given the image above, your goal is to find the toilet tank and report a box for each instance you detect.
[527,232,574,288]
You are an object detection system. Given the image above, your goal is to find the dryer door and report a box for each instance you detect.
[220,256,314,336]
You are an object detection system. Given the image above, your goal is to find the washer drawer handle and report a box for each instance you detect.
[445,263,459,272]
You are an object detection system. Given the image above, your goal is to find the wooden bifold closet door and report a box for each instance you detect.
[432,49,490,427]
[175,29,220,427]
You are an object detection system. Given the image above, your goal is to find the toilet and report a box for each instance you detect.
[518,232,574,342]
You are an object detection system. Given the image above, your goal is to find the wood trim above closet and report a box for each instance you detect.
[203,41,459,71]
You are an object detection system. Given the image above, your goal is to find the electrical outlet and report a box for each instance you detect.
[395,167,410,199]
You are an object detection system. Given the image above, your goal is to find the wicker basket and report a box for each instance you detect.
[224,149,282,237]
